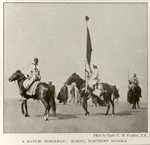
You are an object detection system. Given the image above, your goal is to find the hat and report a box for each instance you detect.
[48,81,52,85]
[34,58,39,63]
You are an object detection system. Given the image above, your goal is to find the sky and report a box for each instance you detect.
[3,2,148,102]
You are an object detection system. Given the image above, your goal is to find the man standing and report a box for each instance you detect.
[48,81,56,98]
[23,58,41,90]
[69,84,76,103]
[57,83,68,105]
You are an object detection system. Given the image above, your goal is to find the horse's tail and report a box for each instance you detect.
[114,97,119,104]
[112,87,119,104]
[51,92,56,114]
[48,89,56,114]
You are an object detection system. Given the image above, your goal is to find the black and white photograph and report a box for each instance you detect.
[1,0,149,145]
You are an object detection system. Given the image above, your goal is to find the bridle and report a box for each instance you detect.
[75,76,81,84]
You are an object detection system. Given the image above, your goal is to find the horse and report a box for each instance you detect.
[8,70,56,121]
[128,80,142,109]
[65,72,120,116]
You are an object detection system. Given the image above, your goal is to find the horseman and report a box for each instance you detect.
[128,73,142,98]
[129,73,139,90]
[86,63,100,91]
[23,58,41,90]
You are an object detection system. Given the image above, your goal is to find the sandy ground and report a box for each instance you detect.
[3,98,148,133]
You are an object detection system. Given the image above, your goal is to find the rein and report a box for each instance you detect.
[14,80,19,89]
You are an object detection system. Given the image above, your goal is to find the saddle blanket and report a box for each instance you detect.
[26,81,40,96]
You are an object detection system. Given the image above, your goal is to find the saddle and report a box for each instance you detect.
[26,81,40,96]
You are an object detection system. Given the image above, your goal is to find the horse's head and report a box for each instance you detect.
[8,70,22,82]
[113,85,120,98]
[65,72,80,85]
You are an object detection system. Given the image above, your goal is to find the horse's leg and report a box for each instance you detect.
[133,101,135,109]
[82,97,89,116]
[132,97,135,109]
[132,103,135,109]
[47,103,51,116]
[132,98,134,109]
[24,100,29,117]
[21,101,25,115]
[41,98,49,121]
[105,102,110,116]
[110,99,114,116]
[137,101,140,109]
[137,96,140,108]
[133,98,136,109]
[105,94,110,116]
[48,101,56,117]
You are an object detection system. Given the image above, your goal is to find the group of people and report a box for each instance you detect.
[57,83,82,105]
[23,58,141,102]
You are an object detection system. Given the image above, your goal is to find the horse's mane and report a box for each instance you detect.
[17,70,26,81]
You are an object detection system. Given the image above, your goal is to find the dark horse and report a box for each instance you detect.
[128,80,142,109]
[65,73,120,116]
[8,70,56,121]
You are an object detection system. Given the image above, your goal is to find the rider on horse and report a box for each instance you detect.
[86,63,100,91]
[128,73,142,98]
[23,58,41,90]
[129,73,139,89]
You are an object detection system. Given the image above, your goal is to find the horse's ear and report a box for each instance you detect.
[73,72,76,74]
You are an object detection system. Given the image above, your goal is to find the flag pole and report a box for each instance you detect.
[128,67,129,83]
[85,16,89,92]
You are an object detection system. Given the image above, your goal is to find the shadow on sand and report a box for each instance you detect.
[91,110,140,117]
[35,113,79,120]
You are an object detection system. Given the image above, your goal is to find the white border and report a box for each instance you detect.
[0,0,149,145]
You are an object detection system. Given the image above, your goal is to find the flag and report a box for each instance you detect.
[86,27,92,65]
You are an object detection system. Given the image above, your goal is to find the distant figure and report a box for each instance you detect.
[57,84,68,105]
[129,73,139,88]
[128,73,142,104]
[48,81,56,98]
[69,84,76,103]
[76,89,82,105]
[23,58,41,90]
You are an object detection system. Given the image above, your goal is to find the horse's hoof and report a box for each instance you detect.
[24,114,29,117]
[44,117,48,121]
[44,115,49,121]
[103,115,106,117]
[84,113,89,117]
[112,115,114,117]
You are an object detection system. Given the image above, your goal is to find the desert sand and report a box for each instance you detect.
[4,97,147,133]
